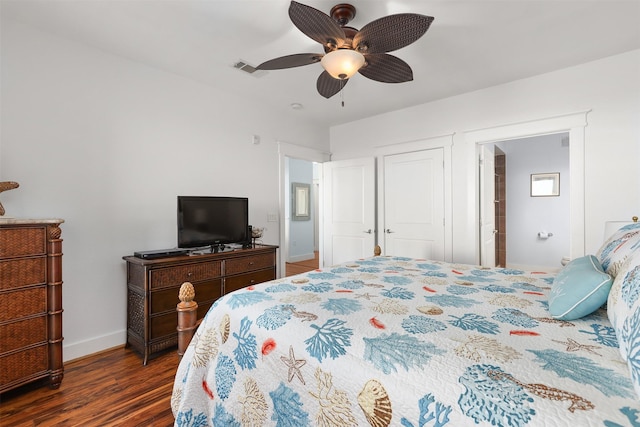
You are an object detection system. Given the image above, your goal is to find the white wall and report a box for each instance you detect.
[330,49,640,265]
[2,19,639,362]
[499,134,570,269]
[0,20,328,360]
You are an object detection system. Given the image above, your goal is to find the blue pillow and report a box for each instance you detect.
[549,255,613,320]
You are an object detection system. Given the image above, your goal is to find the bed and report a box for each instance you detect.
[171,226,640,426]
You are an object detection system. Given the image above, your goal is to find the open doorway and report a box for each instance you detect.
[285,252,319,276]
[469,110,588,268]
[277,142,330,278]
[284,157,319,276]
[482,133,570,270]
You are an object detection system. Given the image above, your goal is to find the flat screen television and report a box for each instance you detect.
[177,196,249,249]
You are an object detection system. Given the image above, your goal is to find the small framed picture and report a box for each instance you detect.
[531,173,560,197]
[292,182,311,220]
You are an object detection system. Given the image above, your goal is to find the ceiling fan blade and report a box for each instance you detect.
[256,53,322,70]
[353,14,434,54]
[359,53,413,83]
[317,71,347,99]
[289,1,346,49]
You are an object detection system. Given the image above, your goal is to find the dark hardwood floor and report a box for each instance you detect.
[0,346,178,426]
[1,259,318,426]
[285,251,319,276]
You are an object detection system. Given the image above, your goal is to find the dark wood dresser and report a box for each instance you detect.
[123,245,277,364]
[0,219,64,393]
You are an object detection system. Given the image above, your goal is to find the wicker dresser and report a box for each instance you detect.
[0,219,64,393]
[124,245,277,365]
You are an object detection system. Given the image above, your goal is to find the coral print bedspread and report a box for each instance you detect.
[171,256,639,426]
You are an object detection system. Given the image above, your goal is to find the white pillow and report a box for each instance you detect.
[597,222,640,278]
[608,251,640,360]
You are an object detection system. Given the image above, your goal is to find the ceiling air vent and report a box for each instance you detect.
[233,60,267,78]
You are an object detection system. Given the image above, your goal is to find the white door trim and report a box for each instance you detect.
[375,134,454,261]
[465,110,590,264]
[278,141,331,278]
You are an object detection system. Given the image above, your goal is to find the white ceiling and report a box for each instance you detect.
[3,0,640,128]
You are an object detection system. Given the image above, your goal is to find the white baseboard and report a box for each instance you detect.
[63,329,127,362]
[288,252,316,263]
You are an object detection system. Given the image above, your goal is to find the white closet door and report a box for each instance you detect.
[322,157,376,266]
[383,149,445,260]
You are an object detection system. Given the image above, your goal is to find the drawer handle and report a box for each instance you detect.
[250,280,256,284]
[248,262,255,266]
[187,272,193,277]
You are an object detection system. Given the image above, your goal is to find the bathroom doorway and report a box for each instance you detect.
[483,133,570,270]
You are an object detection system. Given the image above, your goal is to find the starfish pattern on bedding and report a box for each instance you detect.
[552,338,601,356]
[281,345,306,385]
[355,292,378,300]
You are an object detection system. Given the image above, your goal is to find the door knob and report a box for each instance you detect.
[363,229,372,234]
[385,229,395,233]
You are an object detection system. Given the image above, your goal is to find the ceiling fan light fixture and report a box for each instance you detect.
[321,49,365,80]
[259,2,433,98]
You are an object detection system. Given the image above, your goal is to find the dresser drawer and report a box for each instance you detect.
[0,226,46,258]
[0,257,47,291]
[0,287,47,323]
[150,261,222,290]
[226,253,275,275]
[150,311,177,340]
[193,280,223,304]
[225,268,276,293]
[150,279,222,313]
[0,315,47,353]
[0,344,48,386]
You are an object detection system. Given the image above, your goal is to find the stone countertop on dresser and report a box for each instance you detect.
[0,218,64,225]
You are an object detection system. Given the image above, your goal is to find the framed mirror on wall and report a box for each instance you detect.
[292,182,310,221]
[531,172,560,197]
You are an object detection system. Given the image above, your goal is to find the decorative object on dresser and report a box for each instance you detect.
[0,218,64,394]
[0,181,20,216]
[251,226,264,247]
[123,244,278,365]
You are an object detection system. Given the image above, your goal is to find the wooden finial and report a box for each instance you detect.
[177,282,198,356]
[178,282,196,305]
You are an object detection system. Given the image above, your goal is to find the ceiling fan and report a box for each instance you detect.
[256,1,434,100]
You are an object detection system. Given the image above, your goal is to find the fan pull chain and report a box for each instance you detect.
[340,79,345,107]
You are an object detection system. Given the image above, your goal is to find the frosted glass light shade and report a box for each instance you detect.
[321,49,365,80]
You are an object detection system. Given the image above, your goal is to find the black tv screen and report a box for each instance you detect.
[177,196,249,248]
